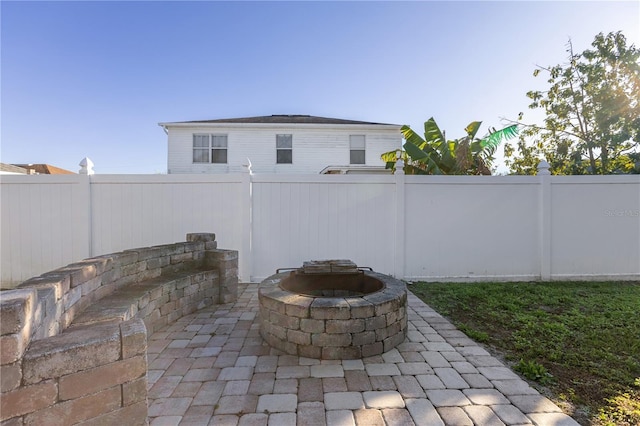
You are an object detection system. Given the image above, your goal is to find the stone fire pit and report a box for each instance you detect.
[258,260,407,359]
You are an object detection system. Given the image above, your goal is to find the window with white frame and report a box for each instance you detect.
[276,134,292,164]
[193,134,228,164]
[350,135,366,164]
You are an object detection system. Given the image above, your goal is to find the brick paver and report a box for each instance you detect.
[464,405,507,426]
[463,388,511,406]
[353,408,385,425]
[381,407,416,425]
[364,363,402,376]
[310,364,344,378]
[362,390,405,409]
[406,398,444,426]
[267,412,296,426]
[342,359,365,371]
[426,389,473,407]
[238,413,268,426]
[297,401,326,425]
[491,404,532,425]
[256,393,297,413]
[324,391,365,410]
[326,409,354,426]
[393,375,426,398]
[147,283,579,425]
[528,412,581,425]
[298,377,324,402]
[215,395,258,415]
[223,380,250,396]
[437,406,473,425]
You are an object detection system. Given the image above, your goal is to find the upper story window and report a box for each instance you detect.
[276,134,292,164]
[350,135,366,164]
[193,134,228,164]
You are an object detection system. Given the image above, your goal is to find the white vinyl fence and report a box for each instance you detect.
[1,169,638,285]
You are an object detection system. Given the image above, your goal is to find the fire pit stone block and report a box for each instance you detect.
[258,265,407,360]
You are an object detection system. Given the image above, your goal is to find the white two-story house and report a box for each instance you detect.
[158,115,402,174]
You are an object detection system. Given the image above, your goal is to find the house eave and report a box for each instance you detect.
[319,165,392,175]
[158,121,402,132]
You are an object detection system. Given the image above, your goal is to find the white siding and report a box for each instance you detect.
[166,124,402,174]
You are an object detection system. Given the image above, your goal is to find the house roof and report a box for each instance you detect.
[13,164,75,175]
[163,115,399,126]
[0,163,29,174]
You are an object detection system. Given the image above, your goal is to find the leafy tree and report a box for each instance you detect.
[382,117,518,175]
[505,31,640,175]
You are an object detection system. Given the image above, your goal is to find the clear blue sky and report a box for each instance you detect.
[2,1,638,174]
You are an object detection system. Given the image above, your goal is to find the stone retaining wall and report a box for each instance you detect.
[0,233,238,425]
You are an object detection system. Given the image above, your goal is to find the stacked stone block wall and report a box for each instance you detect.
[0,233,238,425]
[206,249,239,304]
[259,271,407,360]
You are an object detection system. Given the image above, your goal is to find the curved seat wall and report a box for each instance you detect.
[0,232,238,425]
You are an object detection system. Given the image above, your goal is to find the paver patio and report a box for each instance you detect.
[147,283,579,425]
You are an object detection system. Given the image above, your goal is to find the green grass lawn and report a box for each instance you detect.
[410,281,640,426]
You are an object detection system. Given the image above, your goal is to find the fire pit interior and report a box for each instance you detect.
[259,260,407,359]
[279,271,384,297]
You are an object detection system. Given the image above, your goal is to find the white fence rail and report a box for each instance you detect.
[1,171,638,285]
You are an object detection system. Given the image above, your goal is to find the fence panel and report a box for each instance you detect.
[250,175,396,281]
[1,173,638,286]
[403,176,540,281]
[90,174,245,266]
[550,176,640,279]
[0,175,90,285]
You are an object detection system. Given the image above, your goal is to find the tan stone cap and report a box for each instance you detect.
[302,260,358,274]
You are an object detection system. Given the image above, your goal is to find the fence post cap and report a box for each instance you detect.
[79,157,94,175]
[242,158,253,175]
[537,160,551,175]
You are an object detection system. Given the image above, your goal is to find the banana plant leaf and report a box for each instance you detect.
[424,118,457,169]
[405,164,429,175]
[424,118,445,145]
[403,141,429,160]
[427,159,444,174]
[400,141,446,175]
[443,140,457,170]
[406,155,444,175]
[387,118,517,175]
[400,125,427,150]
[380,150,401,164]
[465,121,482,139]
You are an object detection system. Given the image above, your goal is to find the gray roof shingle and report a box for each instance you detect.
[175,115,397,126]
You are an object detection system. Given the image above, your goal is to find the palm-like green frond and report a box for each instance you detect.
[480,124,519,150]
